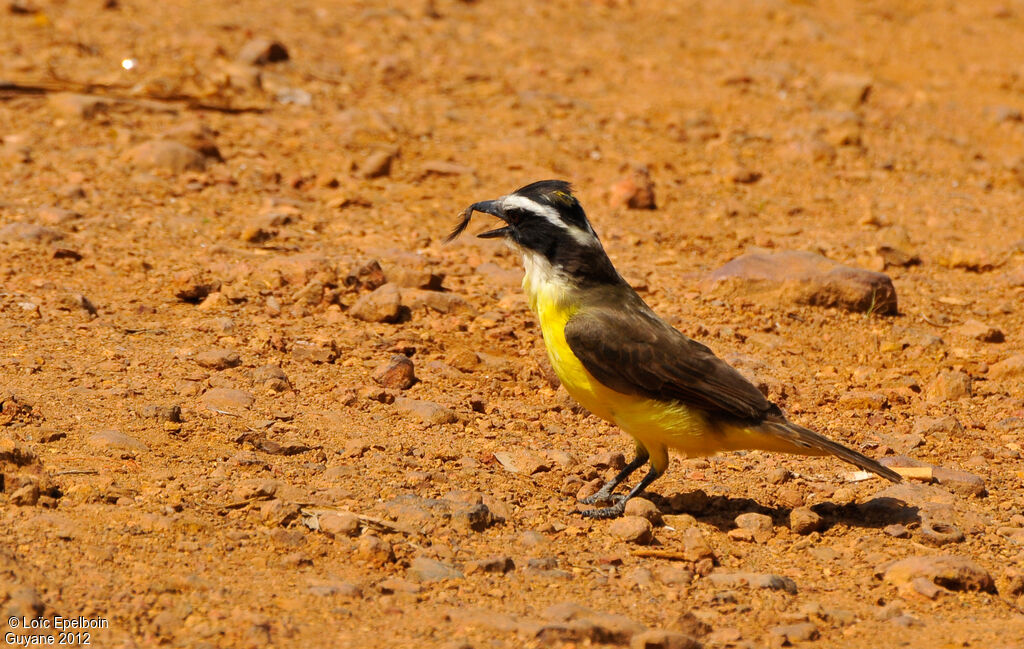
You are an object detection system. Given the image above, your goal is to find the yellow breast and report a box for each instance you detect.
[525,271,726,467]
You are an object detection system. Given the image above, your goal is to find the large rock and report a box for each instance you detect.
[702,250,897,314]
[882,555,995,593]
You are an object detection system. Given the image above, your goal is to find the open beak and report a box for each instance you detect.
[469,200,512,239]
[444,199,512,243]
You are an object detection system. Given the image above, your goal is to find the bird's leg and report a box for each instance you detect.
[580,446,650,505]
[580,465,663,519]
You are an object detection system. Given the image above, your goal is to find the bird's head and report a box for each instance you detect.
[447,180,618,286]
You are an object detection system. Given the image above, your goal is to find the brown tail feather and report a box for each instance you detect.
[762,417,902,483]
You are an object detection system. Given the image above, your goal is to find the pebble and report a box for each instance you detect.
[624,498,662,525]
[236,38,289,65]
[87,430,147,451]
[349,284,403,323]
[201,388,255,412]
[361,149,397,179]
[128,140,208,173]
[492,449,551,475]
[629,629,700,649]
[882,555,995,593]
[953,319,1004,342]
[194,349,241,370]
[387,266,444,291]
[372,354,416,390]
[318,512,360,537]
[989,353,1024,379]
[883,524,910,538]
[0,222,65,244]
[402,288,474,314]
[589,451,626,470]
[9,483,41,506]
[408,556,464,582]
[912,415,964,437]
[926,370,972,402]
[820,72,873,108]
[355,534,395,564]
[609,166,656,210]
[735,512,773,534]
[706,572,798,594]
[393,397,457,426]
[789,507,824,535]
[465,556,515,575]
[48,92,109,119]
[769,622,819,644]
[669,490,710,514]
[702,250,898,314]
[917,520,965,546]
[137,404,182,422]
[608,516,654,545]
[682,527,715,563]
[252,365,291,392]
[837,391,887,410]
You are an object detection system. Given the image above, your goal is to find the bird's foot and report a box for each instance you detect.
[579,500,627,519]
[580,489,623,506]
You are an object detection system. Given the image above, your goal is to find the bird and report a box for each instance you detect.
[446,180,901,518]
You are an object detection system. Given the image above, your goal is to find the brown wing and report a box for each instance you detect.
[564,306,780,421]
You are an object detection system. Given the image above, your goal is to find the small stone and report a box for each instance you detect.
[394,397,457,426]
[926,370,972,402]
[451,503,497,532]
[201,388,255,412]
[349,284,402,323]
[932,466,986,497]
[735,512,773,534]
[492,449,551,475]
[128,140,208,173]
[989,354,1024,380]
[630,629,700,649]
[0,222,65,244]
[361,149,397,179]
[724,164,761,184]
[821,72,872,108]
[609,166,656,210]
[682,527,715,563]
[372,354,416,390]
[387,267,444,291]
[770,622,819,644]
[768,467,791,484]
[356,534,395,564]
[49,92,109,119]
[838,391,887,410]
[137,404,182,422]
[609,516,654,545]
[662,514,698,530]
[912,416,964,437]
[236,38,289,65]
[589,451,626,470]
[318,512,360,537]
[233,479,279,500]
[917,520,965,546]
[409,556,464,582]
[882,555,995,593]
[707,572,798,594]
[953,319,1004,342]
[883,524,910,538]
[789,507,824,535]
[87,430,147,451]
[253,365,291,392]
[624,498,662,525]
[465,556,515,575]
[9,483,41,506]
[194,349,241,370]
[670,490,710,514]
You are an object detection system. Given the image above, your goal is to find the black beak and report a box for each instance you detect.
[444,199,512,243]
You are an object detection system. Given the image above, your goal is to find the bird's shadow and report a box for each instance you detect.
[644,490,921,532]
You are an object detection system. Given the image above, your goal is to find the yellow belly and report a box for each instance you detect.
[528,281,806,472]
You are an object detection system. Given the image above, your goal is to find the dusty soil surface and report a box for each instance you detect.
[3,1,1024,647]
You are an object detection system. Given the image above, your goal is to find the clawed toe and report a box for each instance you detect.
[579,502,627,519]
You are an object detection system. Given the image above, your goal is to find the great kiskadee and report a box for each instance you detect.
[447,180,901,518]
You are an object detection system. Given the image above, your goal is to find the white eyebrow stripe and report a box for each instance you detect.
[501,194,599,247]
